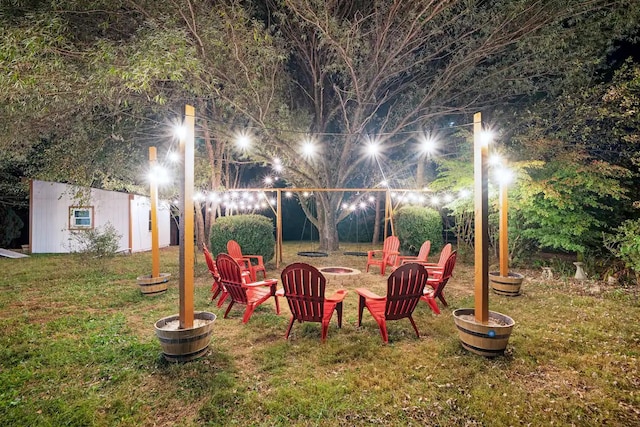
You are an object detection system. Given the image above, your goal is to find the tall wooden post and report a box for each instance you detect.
[149,147,160,278]
[277,189,283,267]
[474,112,489,324]
[499,182,509,277]
[179,105,195,329]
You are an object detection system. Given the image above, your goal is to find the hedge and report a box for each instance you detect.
[210,214,275,262]
[394,206,444,255]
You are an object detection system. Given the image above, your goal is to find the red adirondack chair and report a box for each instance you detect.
[398,240,431,266]
[366,235,400,275]
[278,263,347,342]
[227,240,267,282]
[216,253,280,323]
[416,243,452,279]
[421,251,457,315]
[355,263,428,343]
[203,245,224,303]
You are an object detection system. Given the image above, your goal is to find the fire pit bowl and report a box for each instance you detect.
[318,267,361,276]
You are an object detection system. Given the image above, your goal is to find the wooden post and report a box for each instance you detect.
[384,190,395,237]
[179,105,195,329]
[499,182,509,277]
[474,112,489,324]
[149,147,160,278]
[277,189,283,267]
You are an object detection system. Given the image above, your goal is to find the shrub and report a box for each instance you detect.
[394,206,444,254]
[604,218,640,283]
[210,214,275,262]
[69,222,122,257]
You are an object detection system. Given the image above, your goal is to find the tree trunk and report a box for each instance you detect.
[195,200,205,250]
[315,192,340,251]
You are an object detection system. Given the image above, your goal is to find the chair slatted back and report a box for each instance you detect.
[385,263,428,320]
[216,253,248,304]
[383,236,400,254]
[433,251,457,299]
[281,263,326,323]
[226,240,244,261]
[437,243,453,267]
[203,246,219,279]
[416,241,431,262]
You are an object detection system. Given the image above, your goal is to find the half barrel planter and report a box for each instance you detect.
[154,311,216,362]
[489,272,524,297]
[453,308,515,357]
[137,273,171,296]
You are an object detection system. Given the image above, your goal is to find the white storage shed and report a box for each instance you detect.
[29,180,171,254]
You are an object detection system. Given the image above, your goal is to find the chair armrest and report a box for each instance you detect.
[244,278,278,288]
[367,250,383,256]
[354,288,384,300]
[415,261,439,267]
[326,289,347,302]
[275,289,285,297]
[234,257,252,269]
[385,250,399,259]
[244,254,264,264]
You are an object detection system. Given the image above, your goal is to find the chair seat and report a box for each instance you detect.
[246,285,273,304]
[362,298,387,323]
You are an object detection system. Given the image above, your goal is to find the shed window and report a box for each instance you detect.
[69,207,94,229]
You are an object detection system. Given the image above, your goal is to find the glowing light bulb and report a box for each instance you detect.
[366,142,381,156]
[301,140,317,158]
[167,151,180,163]
[236,134,251,149]
[420,137,437,154]
[174,125,187,140]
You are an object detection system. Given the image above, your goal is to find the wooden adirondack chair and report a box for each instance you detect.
[366,235,400,275]
[278,263,347,342]
[398,240,431,266]
[227,240,267,282]
[355,263,428,343]
[416,243,452,279]
[422,251,457,315]
[216,253,280,323]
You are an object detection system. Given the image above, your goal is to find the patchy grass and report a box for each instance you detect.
[0,243,638,426]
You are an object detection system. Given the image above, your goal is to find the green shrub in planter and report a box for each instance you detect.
[210,214,275,262]
[395,206,444,255]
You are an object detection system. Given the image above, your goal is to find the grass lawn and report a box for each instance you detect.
[1,242,638,426]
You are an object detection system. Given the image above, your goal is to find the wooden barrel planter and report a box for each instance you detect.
[137,273,171,296]
[489,272,524,297]
[154,311,216,362]
[453,308,515,357]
